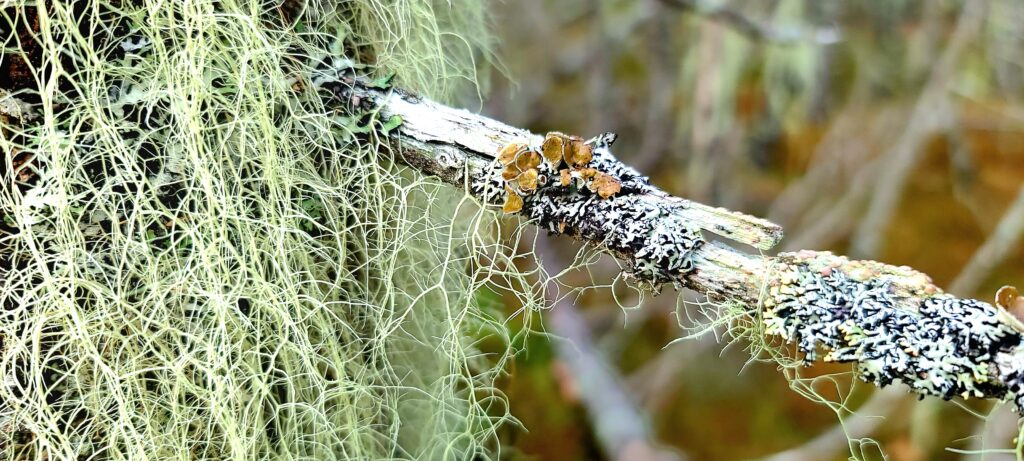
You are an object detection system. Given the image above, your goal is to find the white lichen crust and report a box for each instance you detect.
[765,254,1024,408]
[996,346,1024,409]
[471,134,703,284]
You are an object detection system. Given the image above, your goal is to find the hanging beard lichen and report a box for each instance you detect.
[0,1,529,459]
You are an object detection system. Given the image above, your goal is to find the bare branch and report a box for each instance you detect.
[329,76,1024,412]
[658,0,840,45]
[949,186,1024,296]
[536,237,684,461]
[850,0,988,258]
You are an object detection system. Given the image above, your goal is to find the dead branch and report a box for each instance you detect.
[658,0,840,45]
[327,75,1024,412]
[536,237,683,461]
[850,0,988,258]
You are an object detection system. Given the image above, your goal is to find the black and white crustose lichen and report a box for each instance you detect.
[765,252,1024,409]
[471,132,704,285]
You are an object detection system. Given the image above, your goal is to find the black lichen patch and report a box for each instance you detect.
[764,261,1024,407]
[472,132,703,285]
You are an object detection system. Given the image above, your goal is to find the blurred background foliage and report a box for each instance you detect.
[473,0,1024,460]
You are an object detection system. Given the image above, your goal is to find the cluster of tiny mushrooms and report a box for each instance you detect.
[495,132,622,214]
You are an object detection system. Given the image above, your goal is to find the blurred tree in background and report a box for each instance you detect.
[480,1,1024,460]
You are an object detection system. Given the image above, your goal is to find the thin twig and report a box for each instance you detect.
[959,402,1019,461]
[755,387,907,461]
[948,186,1024,297]
[658,0,840,45]
[633,0,677,175]
[686,19,727,203]
[626,333,715,411]
[850,0,988,258]
[762,184,1024,461]
[766,103,894,229]
[780,158,880,252]
[536,237,684,461]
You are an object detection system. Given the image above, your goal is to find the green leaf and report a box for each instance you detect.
[367,71,397,89]
[380,115,403,135]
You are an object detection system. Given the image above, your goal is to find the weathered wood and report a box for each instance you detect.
[332,78,1024,411]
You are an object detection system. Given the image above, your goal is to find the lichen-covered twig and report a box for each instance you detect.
[326,75,1024,411]
[759,187,1024,459]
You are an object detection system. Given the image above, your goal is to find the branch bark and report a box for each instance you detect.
[327,77,1024,412]
[658,0,841,45]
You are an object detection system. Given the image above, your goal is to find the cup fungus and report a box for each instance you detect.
[472,131,703,284]
[484,131,627,214]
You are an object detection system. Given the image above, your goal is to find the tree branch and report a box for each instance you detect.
[850,0,988,258]
[328,76,1024,411]
[536,237,684,461]
[658,0,840,45]
[949,186,1024,297]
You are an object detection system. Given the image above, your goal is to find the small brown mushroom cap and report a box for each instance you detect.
[501,149,541,181]
[996,285,1020,309]
[497,142,528,166]
[541,134,566,167]
[515,150,542,171]
[578,167,598,180]
[559,169,572,187]
[996,285,1024,324]
[589,172,622,199]
[502,186,524,213]
[567,139,593,167]
[517,168,539,192]
[501,164,520,181]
